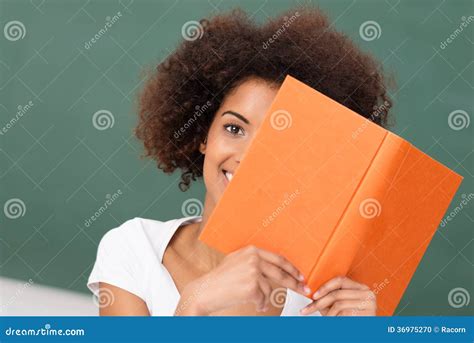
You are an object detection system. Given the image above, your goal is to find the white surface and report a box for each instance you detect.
[0,276,97,316]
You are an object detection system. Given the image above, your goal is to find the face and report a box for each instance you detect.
[199,78,279,207]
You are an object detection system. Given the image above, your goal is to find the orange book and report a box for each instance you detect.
[198,75,463,316]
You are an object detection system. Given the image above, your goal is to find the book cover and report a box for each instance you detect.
[198,75,463,315]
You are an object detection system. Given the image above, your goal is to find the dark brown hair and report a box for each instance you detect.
[135,7,393,191]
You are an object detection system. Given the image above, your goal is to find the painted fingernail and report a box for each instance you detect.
[304,286,311,294]
[298,273,305,281]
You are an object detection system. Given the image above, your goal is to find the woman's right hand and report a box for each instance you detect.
[174,245,310,315]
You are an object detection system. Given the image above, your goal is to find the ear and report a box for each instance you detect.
[199,138,207,154]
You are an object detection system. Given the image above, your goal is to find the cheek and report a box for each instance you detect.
[201,133,224,181]
[201,152,224,200]
[202,154,215,183]
[204,129,231,165]
[202,134,236,187]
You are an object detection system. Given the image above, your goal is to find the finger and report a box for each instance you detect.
[304,289,371,313]
[257,278,272,312]
[256,248,304,282]
[259,260,309,296]
[300,301,318,315]
[319,308,329,316]
[300,289,371,315]
[246,281,266,312]
[300,300,325,315]
[326,300,373,316]
[312,276,368,301]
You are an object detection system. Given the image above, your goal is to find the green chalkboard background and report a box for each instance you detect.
[0,0,472,315]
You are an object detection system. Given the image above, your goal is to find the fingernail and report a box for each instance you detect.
[312,290,320,299]
[298,273,305,281]
[304,286,311,294]
[300,308,308,315]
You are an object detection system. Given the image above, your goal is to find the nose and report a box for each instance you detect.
[234,138,253,165]
[235,151,242,164]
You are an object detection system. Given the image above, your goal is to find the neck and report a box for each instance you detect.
[195,191,216,236]
[188,192,224,264]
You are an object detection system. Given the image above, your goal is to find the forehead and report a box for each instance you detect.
[218,78,279,124]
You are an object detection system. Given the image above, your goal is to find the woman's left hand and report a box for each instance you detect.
[300,276,377,316]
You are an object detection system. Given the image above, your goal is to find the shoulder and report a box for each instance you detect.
[88,217,177,300]
[96,218,147,257]
[93,216,202,268]
[97,217,186,259]
[88,216,201,305]
[101,216,181,242]
[100,217,164,241]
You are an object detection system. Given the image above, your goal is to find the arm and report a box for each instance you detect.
[98,282,150,316]
[173,285,207,316]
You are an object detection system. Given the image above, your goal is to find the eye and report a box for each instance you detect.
[223,123,245,136]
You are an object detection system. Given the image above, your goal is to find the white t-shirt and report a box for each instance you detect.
[87,216,321,316]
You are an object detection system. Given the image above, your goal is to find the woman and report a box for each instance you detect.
[88,6,391,316]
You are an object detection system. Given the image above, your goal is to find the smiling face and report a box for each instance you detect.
[199,77,279,207]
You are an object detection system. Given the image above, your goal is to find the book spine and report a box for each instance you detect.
[306,132,410,297]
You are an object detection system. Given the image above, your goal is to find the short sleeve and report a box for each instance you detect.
[87,220,148,301]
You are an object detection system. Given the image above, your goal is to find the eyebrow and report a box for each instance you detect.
[221,111,250,125]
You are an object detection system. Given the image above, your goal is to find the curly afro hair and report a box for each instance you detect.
[135,6,393,192]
